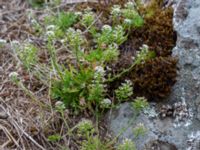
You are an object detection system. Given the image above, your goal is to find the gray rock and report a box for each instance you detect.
[107,103,193,150]
[195,96,200,121]
[107,0,200,149]
[143,140,178,150]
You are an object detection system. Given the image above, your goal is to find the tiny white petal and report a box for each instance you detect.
[46,25,56,30]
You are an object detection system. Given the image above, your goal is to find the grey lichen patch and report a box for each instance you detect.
[187,131,200,150]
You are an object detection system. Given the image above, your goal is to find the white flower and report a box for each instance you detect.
[94,66,105,75]
[103,98,111,104]
[67,27,75,33]
[31,19,37,24]
[0,39,7,44]
[10,40,20,45]
[125,79,132,85]
[77,119,93,133]
[9,72,19,82]
[76,29,82,34]
[75,11,82,16]
[124,18,132,25]
[60,39,65,43]
[100,98,111,108]
[9,72,18,78]
[106,66,112,71]
[118,138,136,150]
[55,101,66,111]
[141,44,149,50]
[46,31,55,37]
[102,24,112,32]
[55,101,64,107]
[125,1,135,9]
[115,25,123,30]
[46,25,56,31]
[109,43,118,49]
[122,138,132,144]
[132,56,136,61]
[111,5,121,16]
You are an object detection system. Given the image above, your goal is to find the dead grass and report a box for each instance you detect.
[0,1,111,149]
[0,1,71,149]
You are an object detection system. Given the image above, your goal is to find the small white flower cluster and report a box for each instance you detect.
[111,1,143,29]
[10,40,22,54]
[10,40,20,48]
[111,5,121,16]
[46,25,56,31]
[132,123,147,137]
[55,101,66,111]
[30,19,38,25]
[66,28,84,48]
[46,31,55,37]
[77,119,93,134]
[123,79,133,87]
[9,72,19,82]
[102,24,112,33]
[135,122,145,129]
[103,43,119,62]
[108,43,118,50]
[75,11,82,17]
[112,25,126,44]
[132,96,149,113]
[140,44,149,51]
[94,66,105,79]
[124,18,132,25]
[93,65,106,86]
[97,24,126,47]
[81,9,95,27]
[100,98,111,108]
[118,138,136,150]
[46,24,58,37]
[113,25,123,36]
[125,1,136,9]
[122,138,132,144]
[115,80,133,101]
[134,44,150,64]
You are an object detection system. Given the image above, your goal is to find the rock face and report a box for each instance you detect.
[107,0,200,149]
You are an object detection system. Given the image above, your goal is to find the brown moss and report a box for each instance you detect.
[124,0,176,57]
[114,1,178,100]
[131,57,177,100]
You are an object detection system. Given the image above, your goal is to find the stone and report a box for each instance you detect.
[195,96,200,121]
[144,140,178,150]
[107,102,194,150]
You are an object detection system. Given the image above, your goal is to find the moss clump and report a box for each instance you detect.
[131,57,177,100]
[115,0,177,100]
[132,0,176,57]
